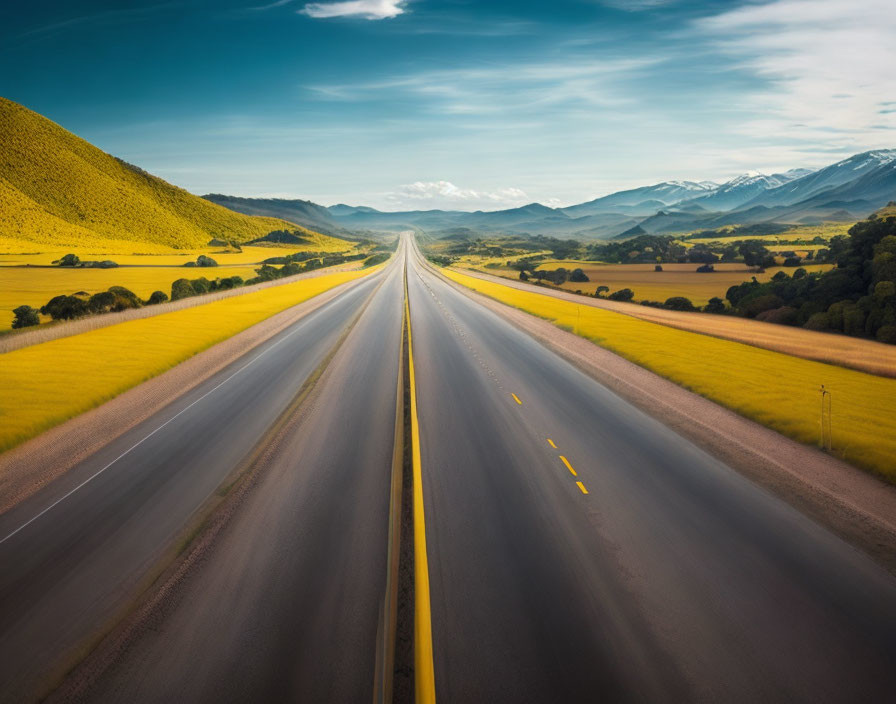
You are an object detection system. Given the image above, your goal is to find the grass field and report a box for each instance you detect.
[0,267,373,453]
[444,269,896,480]
[518,261,834,306]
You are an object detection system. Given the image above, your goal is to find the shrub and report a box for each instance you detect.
[756,306,798,325]
[195,255,218,267]
[783,256,802,267]
[741,294,784,318]
[171,278,196,301]
[608,288,634,302]
[146,290,169,305]
[107,286,141,309]
[704,297,726,314]
[87,291,118,314]
[695,264,714,273]
[877,325,896,345]
[654,264,663,272]
[664,296,696,311]
[57,253,80,267]
[519,271,529,281]
[569,268,589,282]
[12,305,40,329]
[804,312,830,331]
[792,267,808,279]
[772,271,788,282]
[595,285,609,297]
[41,295,89,320]
[190,277,212,294]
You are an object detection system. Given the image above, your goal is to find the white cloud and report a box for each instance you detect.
[300,0,406,19]
[306,56,658,115]
[695,0,896,152]
[385,181,530,210]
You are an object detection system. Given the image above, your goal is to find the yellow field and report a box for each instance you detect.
[444,269,896,479]
[522,261,833,306]
[0,267,373,453]
[0,265,259,328]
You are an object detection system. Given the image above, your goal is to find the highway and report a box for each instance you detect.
[405,239,896,702]
[0,256,395,702]
[0,233,895,702]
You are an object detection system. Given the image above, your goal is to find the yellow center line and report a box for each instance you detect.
[511,393,522,405]
[576,481,589,495]
[405,277,437,704]
[546,438,557,449]
[559,455,577,476]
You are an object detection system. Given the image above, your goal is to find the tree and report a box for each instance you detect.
[569,268,589,282]
[40,295,89,320]
[146,290,169,305]
[704,297,726,314]
[595,285,609,297]
[11,305,40,328]
[57,253,80,267]
[739,241,775,270]
[171,278,196,301]
[195,255,218,267]
[664,296,696,311]
[608,288,634,302]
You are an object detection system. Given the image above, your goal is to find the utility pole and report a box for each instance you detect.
[819,385,832,451]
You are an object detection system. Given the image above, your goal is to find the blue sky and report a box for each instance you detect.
[1,0,894,210]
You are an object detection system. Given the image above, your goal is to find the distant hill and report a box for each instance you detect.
[201,194,352,238]
[0,98,332,250]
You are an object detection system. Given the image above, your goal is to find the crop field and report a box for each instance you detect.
[444,269,896,479]
[0,265,257,327]
[0,267,374,453]
[512,261,834,306]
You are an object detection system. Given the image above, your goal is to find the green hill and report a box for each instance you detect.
[0,98,340,250]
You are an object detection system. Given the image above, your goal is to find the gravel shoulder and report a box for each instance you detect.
[458,268,896,378]
[0,275,366,515]
[439,267,896,575]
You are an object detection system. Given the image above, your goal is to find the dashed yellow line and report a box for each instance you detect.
[559,455,577,477]
[511,393,522,405]
[576,481,589,495]
[405,278,437,704]
[547,438,557,449]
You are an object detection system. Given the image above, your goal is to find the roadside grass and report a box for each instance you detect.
[443,269,896,480]
[0,268,372,453]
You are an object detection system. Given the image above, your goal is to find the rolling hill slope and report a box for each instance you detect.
[0,98,335,250]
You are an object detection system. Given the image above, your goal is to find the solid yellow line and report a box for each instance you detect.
[511,393,522,405]
[576,481,589,495]
[547,438,557,449]
[405,280,437,704]
[559,455,577,476]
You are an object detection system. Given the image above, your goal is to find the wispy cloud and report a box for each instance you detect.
[16,2,177,40]
[300,0,406,20]
[694,0,896,152]
[385,181,530,210]
[306,56,659,115]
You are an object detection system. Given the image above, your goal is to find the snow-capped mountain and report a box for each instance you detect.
[743,150,896,209]
[681,172,789,211]
[561,180,717,217]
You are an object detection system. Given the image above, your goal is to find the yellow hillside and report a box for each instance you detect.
[0,97,345,250]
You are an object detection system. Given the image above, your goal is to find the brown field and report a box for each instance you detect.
[502,261,834,306]
[457,267,896,378]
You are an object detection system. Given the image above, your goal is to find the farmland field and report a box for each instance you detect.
[487,261,835,306]
[443,268,896,479]
[0,244,361,327]
[0,266,374,452]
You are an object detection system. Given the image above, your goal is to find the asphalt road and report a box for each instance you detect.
[0,258,393,702]
[79,250,406,702]
[2,232,896,703]
[406,239,896,702]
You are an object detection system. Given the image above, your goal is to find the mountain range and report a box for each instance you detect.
[205,151,896,240]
